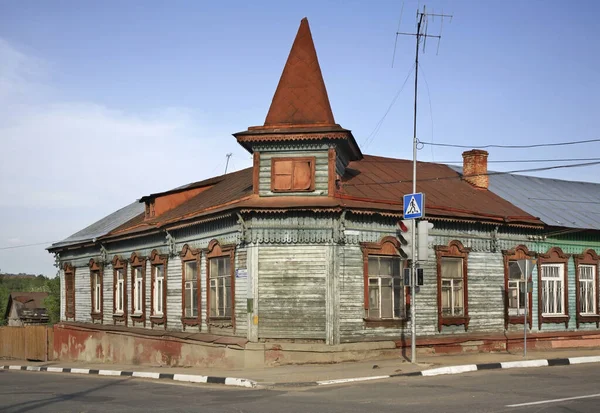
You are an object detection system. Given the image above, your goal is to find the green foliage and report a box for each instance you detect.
[44,277,61,324]
[0,273,61,325]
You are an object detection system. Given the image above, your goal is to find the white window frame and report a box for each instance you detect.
[133,267,143,314]
[184,261,198,318]
[507,260,527,316]
[115,269,125,314]
[441,257,464,317]
[209,256,232,318]
[579,264,596,315]
[93,271,101,313]
[367,256,403,320]
[153,264,164,316]
[541,263,565,316]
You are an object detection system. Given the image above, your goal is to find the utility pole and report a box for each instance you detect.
[224,153,233,174]
[396,5,452,364]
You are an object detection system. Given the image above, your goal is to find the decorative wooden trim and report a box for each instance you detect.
[574,249,600,328]
[112,255,128,326]
[537,246,571,329]
[63,262,75,321]
[149,249,168,329]
[89,259,103,323]
[359,236,407,320]
[180,244,201,329]
[435,240,471,332]
[502,245,535,329]
[270,156,316,192]
[328,147,336,197]
[129,252,147,327]
[253,151,260,195]
[205,239,236,331]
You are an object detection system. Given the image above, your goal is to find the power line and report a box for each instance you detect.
[0,241,59,251]
[419,138,600,150]
[362,63,415,150]
[344,160,600,187]
[438,157,600,164]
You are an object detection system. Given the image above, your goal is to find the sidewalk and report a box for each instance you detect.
[3,347,600,389]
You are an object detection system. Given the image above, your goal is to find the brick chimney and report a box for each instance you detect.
[462,149,489,189]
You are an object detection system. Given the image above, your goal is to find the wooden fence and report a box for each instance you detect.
[0,326,54,361]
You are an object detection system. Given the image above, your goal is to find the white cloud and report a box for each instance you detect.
[0,38,251,275]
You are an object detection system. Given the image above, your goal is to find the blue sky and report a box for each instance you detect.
[1,0,599,276]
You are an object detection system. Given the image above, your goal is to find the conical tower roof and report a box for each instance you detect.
[234,18,362,161]
[264,17,336,127]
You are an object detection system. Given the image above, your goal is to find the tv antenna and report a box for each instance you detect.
[224,153,233,174]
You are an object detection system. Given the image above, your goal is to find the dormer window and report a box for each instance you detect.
[145,201,155,220]
[271,157,315,192]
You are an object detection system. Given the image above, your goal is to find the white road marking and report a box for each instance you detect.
[500,359,548,369]
[421,365,478,377]
[506,393,600,407]
[569,356,600,364]
[317,375,390,385]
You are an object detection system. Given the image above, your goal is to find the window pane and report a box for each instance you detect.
[379,258,392,277]
[453,280,464,316]
[441,258,462,279]
[368,278,379,318]
[381,278,393,318]
[393,276,403,318]
[508,261,522,280]
[368,258,378,276]
[185,261,197,281]
[210,279,217,317]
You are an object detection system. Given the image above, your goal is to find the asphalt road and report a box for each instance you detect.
[2,364,600,412]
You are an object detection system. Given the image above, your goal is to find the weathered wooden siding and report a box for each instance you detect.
[74,265,91,324]
[166,256,183,331]
[234,249,248,337]
[258,150,329,196]
[258,245,327,339]
[103,264,113,325]
[465,252,505,332]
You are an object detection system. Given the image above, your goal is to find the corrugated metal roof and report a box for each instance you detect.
[48,201,145,250]
[449,165,600,230]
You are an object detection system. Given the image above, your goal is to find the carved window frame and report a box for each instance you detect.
[149,249,168,328]
[360,236,407,328]
[112,255,128,325]
[270,156,316,192]
[206,239,236,329]
[435,240,471,332]
[89,259,103,322]
[537,246,570,329]
[180,244,201,329]
[574,249,600,328]
[130,252,146,326]
[64,263,75,321]
[502,245,536,329]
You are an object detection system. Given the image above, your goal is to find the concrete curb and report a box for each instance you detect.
[1,365,257,389]
[278,355,600,387]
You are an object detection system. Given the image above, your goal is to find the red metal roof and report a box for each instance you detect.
[103,154,542,241]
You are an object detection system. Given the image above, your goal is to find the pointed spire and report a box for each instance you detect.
[264,18,336,127]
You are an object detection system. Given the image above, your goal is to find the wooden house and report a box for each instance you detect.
[48,18,600,367]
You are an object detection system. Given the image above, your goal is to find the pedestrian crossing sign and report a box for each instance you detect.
[403,193,424,219]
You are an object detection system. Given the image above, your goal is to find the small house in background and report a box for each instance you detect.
[5,292,49,326]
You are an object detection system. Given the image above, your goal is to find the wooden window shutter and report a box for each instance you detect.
[271,157,315,192]
[272,160,293,191]
[293,160,312,190]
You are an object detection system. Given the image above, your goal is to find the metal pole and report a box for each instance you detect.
[524,260,528,358]
[410,10,423,365]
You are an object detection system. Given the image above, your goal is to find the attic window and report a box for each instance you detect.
[271,157,315,192]
[145,201,155,219]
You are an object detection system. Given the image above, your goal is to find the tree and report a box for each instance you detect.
[44,277,60,325]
